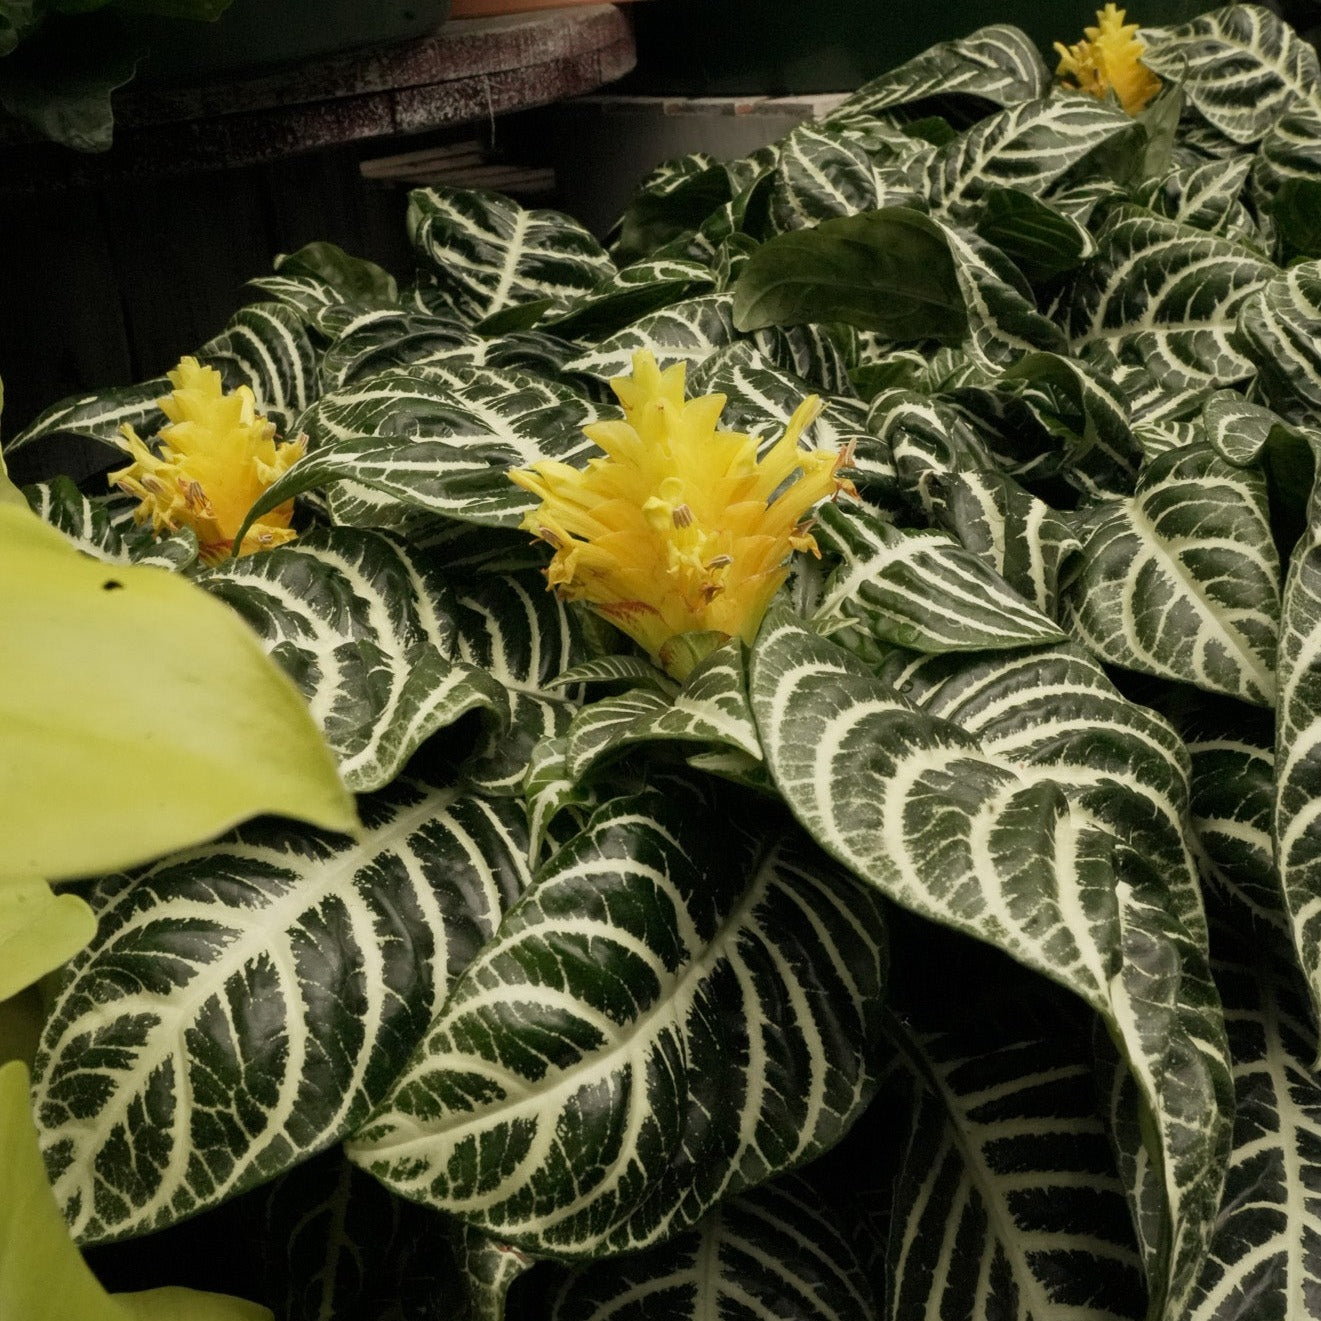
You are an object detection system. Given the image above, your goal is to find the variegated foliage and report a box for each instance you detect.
[348,790,888,1257]
[33,781,531,1244]
[551,1174,877,1321]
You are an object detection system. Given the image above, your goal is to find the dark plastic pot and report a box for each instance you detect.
[123,0,452,86]
[625,0,1213,96]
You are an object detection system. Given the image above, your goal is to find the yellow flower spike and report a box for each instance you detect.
[510,350,854,678]
[1054,4,1162,115]
[109,357,307,565]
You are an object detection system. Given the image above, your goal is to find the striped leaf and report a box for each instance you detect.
[545,258,716,340]
[1239,260,1321,426]
[1101,870,1234,1321]
[346,790,888,1256]
[1142,6,1321,145]
[869,642,1206,948]
[1201,388,1299,467]
[196,302,319,435]
[317,308,482,392]
[1132,154,1262,248]
[933,217,1071,369]
[867,388,998,502]
[566,292,850,395]
[1135,418,1205,461]
[551,1174,877,1321]
[524,734,598,863]
[749,611,1117,1015]
[1185,931,1321,1321]
[24,477,199,571]
[685,345,884,488]
[1068,210,1274,392]
[813,498,1068,652]
[561,640,761,783]
[767,120,926,233]
[452,569,590,795]
[749,614,1232,1315]
[245,272,340,327]
[956,351,1144,499]
[1252,100,1321,201]
[561,691,673,781]
[322,306,581,391]
[1062,443,1280,706]
[5,376,169,460]
[446,1226,535,1321]
[1186,716,1284,928]
[552,654,679,697]
[1106,362,1210,427]
[926,469,1081,618]
[833,24,1048,117]
[763,320,854,397]
[885,1019,1145,1321]
[1272,445,1321,1062]
[243,367,599,535]
[260,1147,460,1321]
[199,528,503,794]
[564,293,742,381]
[408,186,615,323]
[925,95,1136,223]
[33,780,531,1244]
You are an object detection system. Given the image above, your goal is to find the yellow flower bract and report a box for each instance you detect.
[510,350,853,676]
[109,357,306,565]
[1055,4,1162,115]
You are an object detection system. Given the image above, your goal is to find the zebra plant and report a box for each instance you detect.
[6,5,1321,1319]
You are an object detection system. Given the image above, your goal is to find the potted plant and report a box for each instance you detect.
[5,5,1321,1317]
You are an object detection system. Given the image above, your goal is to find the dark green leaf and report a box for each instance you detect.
[0,10,135,151]
[551,1175,877,1321]
[1272,177,1321,259]
[974,187,1095,285]
[831,24,1048,118]
[731,208,968,341]
[611,157,734,264]
[274,242,398,309]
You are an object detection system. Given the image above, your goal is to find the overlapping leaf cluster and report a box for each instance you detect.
[8,5,1321,1318]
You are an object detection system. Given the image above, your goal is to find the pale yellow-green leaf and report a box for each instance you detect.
[0,444,23,507]
[117,1288,273,1321]
[0,880,96,1000]
[0,1061,273,1321]
[0,503,357,883]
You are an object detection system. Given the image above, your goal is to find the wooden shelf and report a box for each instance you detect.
[451,0,649,15]
[0,5,636,188]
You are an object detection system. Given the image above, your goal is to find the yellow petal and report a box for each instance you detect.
[509,350,852,674]
[1055,4,1161,114]
[109,357,305,564]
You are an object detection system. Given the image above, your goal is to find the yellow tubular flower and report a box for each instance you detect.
[510,350,855,678]
[109,357,306,565]
[1055,4,1161,115]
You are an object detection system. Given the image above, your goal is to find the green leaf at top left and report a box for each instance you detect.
[0,1060,272,1321]
[0,504,357,884]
